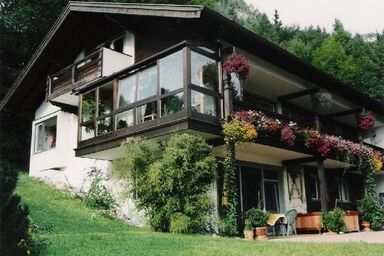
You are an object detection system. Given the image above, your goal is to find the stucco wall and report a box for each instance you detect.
[283,167,307,213]
[29,101,146,226]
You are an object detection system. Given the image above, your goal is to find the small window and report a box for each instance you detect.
[34,116,57,153]
[116,109,134,130]
[159,50,183,94]
[137,66,157,101]
[118,75,136,108]
[98,82,114,116]
[137,101,157,123]
[309,174,320,200]
[161,92,184,116]
[336,178,349,202]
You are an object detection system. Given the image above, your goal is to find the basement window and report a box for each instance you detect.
[34,116,57,153]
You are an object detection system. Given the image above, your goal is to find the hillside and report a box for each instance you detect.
[16,174,384,256]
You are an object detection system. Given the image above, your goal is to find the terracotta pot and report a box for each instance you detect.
[243,229,254,240]
[254,226,268,240]
[361,221,372,232]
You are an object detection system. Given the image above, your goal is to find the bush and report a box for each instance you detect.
[358,193,384,230]
[82,167,117,212]
[0,161,31,255]
[321,208,346,233]
[113,134,217,233]
[246,207,269,229]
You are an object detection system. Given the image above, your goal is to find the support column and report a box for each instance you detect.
[317,159,328,211]
[223,74,234,118]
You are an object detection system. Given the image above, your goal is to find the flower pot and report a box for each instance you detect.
[243,229,254,240]
[254,226,268,240]
[361,221,372,232]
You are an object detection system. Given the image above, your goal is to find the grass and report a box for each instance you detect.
[16,174,384,256]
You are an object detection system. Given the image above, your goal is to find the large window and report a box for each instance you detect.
[309,174,320,200]
[34,116,57,153]
[190,50,220,117]
[79,43,221,141]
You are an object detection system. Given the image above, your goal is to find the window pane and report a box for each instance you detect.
[118,75,136,108]
[161,93,184,116]
[35,116,57,152]
[98,82,114,116]
[82,90,96,122]
[97,117,112,135]
[137,66,157,100]
[191,90,218,117]
[137,101,157,123]
[159,50,183,94]
[81,123,95,140]
[230,73,242,101]
[116,109,134,130]
[191,51,218,91]
[309,175,319,200]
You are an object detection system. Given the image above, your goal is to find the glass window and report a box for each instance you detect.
[159,50,183,94]
[191,90,218,117]
[137,66,157,100]
[161,93,184,116]
[34,116,57,153]
[118,75,136,108]
[81,123,95,141]
[137,101,157,123]
[337,179,349,202]
[309,174,319,200]
[98,82,114,116]
[116,109,134,130]
[81,90,96,122]
[230,73,242,101]
[97,117,112,135]
[191,51,218,91]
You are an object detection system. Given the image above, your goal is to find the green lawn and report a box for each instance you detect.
[16,174,384,256]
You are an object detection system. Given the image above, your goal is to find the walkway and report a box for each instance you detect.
[271,231,384,244]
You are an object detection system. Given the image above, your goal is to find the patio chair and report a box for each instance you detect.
[284,209,297,236]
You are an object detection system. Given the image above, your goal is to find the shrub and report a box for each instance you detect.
[82,167,117,212]
[113,134,217,233]
[0,161,31,255]
[321,208,346,233]
[246,207,269,229]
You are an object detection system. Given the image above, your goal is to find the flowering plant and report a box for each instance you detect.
[358,112,375,130]
[222,54,250,80]
[222,117,257,144]
[281,123,296,146]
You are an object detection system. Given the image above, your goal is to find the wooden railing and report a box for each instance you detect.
[47,49,103,98]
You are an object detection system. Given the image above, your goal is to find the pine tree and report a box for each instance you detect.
[0,161,30,256]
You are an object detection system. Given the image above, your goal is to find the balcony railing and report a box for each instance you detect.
[47,47,133,100]
[47,49,102,98]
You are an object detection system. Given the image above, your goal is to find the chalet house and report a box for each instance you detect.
[1,2,384,230]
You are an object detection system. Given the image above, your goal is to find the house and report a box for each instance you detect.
[1,2,384,230]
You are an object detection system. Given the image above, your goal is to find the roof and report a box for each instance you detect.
[1,1,383,116]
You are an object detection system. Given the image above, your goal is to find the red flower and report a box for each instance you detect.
[281,125,296,146]
[358,112,375,130]
[223,54,250,80]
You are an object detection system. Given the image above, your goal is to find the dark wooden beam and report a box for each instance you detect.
[50,101,78,115]
[317,159,328,211]
[322,108,362,118]
[282,156,323,166]
[278,88,320,101]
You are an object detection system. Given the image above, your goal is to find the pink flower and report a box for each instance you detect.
[281,125,296,146]
[223,54,250,80]
[358,112,375,130]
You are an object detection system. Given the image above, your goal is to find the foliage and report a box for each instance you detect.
[245,207,268,229]
[358,162,384,230]
[0,161,31,255]
[321,208,346,233]
[82,167,118,212]
[222,117,257,144]
[112,134,217,233]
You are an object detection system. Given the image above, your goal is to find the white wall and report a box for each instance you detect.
[102,48,133,77]
[283,168,307,213]
[363,126,384,149]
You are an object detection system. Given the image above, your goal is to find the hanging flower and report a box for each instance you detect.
[222,117,257,144]
[222,54,250,80]
[358,112,375,131]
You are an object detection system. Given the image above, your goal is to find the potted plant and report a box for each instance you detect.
[358,194,377,232]
[358,112,375,131]
[246,207,269,240]
[321,208,346,234]
[243,219,254,240]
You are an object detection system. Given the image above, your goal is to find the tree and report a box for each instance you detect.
[0,161,30,255]
[113,134,217,233]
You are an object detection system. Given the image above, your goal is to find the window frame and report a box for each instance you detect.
[336,178,350,203]
[34,116,57,154]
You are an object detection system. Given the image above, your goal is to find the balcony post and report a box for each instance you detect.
[311,92,327,211]
[223,74,234,118]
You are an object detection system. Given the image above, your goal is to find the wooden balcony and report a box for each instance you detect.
[47,48,133,103]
